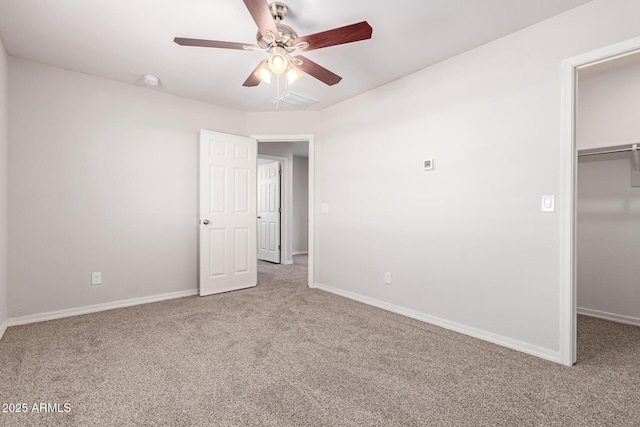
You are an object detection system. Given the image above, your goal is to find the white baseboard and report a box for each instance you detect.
[292,251,308,256]
[7,289,198,327]
[314,282,560,364]
[0,320,7,342]
[578,307,640,327]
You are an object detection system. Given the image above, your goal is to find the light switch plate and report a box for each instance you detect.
[423,159,434,171]
[541,195,555,213]
[321,203,329,213]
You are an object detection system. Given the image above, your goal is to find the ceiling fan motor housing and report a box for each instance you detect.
[256,23,298,49]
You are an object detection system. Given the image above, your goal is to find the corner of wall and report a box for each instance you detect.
[6,58,246,319]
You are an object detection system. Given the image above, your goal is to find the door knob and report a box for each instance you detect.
[202,219,210,225]
[257,216,262,219]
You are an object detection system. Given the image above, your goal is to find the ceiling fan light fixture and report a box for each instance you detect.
[256,63,273,84]
[286,65,303,85]
[267,48,288,74]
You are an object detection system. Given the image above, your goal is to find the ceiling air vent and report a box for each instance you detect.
[270,92,318,110]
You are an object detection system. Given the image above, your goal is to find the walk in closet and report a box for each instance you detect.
[576,53,640,328]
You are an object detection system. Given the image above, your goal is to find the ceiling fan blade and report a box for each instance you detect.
[294,21,372,52]
[243,60,268,87]
[292,56,342,86]
[242,0,280,41]
[174,37,251,50]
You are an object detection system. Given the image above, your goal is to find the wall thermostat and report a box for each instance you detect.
[423,159,434,171]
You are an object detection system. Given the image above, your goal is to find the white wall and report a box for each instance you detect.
[8,58,246,318]
[293,156,308,254]
[258,142,293,161]
[247,112,319,136]
[0,40,8,332]
[577,154,640,323]
[311,0,640,356]
[577,57,640,150]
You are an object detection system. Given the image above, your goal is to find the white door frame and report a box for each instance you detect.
[258,154,286,264]
[559,36,640,366]
[253,134,315,288]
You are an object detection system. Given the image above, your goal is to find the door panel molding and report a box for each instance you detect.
[257,160,281,263]
[199,130,257,296]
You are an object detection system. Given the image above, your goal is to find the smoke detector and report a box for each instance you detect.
[142,74,160,86]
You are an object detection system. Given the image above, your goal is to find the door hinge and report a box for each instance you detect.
[278,207,281,213]
[278,244,281,250]
[279,170,282,176]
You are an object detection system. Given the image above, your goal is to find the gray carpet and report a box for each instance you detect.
[1,255,639,426]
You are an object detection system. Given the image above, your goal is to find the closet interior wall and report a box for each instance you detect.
[576,54,640,326]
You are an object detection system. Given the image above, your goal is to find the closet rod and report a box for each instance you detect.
[578,144,639,157]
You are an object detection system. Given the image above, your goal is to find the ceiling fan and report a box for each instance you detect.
[174,0,373,87]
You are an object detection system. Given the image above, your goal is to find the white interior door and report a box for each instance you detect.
[199,130,257,296]
[257,161,281,263]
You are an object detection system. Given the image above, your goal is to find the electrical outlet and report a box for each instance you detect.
[384,271,392,284]
[91,272,102,285]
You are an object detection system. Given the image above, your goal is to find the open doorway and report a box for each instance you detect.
[560,36,640,366]
[255,135,313,288]
[574,53,640,362]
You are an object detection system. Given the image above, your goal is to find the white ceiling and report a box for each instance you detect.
[0,0,593,112]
